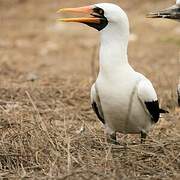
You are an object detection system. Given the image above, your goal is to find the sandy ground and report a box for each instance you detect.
[0,0,180,179]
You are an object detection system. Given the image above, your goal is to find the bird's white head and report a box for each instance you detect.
[95,3,129,26]
[57,3,129,33]
[94,3,130,43]
[58,3,130,69]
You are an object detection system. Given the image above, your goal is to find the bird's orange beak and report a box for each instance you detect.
[57,6,101,24]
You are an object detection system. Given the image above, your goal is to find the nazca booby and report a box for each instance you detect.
[147,0,180,20]
[148,0,180,106]
[57,3,168,143]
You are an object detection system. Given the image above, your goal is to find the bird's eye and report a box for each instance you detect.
[99,9,104,15]
[94,7,104,16]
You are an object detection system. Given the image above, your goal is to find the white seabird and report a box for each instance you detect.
[148,1,180,106]
[57,3,168,143]
[147,0,180,20]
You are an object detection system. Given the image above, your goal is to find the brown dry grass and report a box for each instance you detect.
[0,0,180,179]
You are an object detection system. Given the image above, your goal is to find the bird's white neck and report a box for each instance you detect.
[99,24,129,75]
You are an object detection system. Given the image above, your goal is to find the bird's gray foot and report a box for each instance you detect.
[105,126,120,145]
[141,131,147,144]
[107,132,120,145]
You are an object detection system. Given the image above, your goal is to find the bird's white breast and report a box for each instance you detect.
[96,67,152,134]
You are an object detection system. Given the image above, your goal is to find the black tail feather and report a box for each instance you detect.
[159,109,169,114]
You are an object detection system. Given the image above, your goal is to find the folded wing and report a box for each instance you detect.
[91,84,105,124]
[137,80,168,123]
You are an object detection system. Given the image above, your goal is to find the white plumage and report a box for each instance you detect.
[58,3,168,143]
[90,3,167,142]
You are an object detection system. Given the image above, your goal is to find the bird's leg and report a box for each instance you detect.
[107,132,120,145]
[105,125,120,145]
[140,131,147,144]
[110,132,117,141]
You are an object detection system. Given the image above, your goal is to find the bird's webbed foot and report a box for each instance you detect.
[107,132,120,145]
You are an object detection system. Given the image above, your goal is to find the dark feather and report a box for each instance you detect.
[178,87,180,106]
[145,100,168,123]
[159,109,169,113]
[92,102,105,124]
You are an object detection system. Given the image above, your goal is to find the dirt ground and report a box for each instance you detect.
[0,0,180,179]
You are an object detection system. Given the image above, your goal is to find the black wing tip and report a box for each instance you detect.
[145,100,169,123]
[145,100,160,123]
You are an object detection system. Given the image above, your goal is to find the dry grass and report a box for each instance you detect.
[0,0,180,179]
